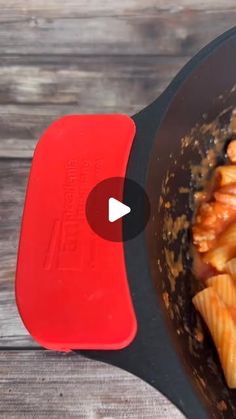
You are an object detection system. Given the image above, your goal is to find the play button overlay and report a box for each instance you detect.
[86,177,150,242]
[108,198,131,223]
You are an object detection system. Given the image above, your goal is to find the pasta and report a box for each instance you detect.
[192,202,236,253]
[214,191,236,208]
[215,183,236,195]
[214,182,236,208]
[192,138,236,388]
[193,287,236,388]
[217,220,236,246]
[206,274,236,306]
[226,258,236,278]
[203,245,236,272]
[215,165,236,187]
[226,140,236,163]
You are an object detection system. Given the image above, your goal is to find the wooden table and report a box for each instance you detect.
[0,1,234,417]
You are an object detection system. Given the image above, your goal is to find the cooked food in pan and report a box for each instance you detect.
[192,139,236,388]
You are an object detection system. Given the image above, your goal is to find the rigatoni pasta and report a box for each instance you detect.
[225,258,236,278]
[215,165,236,187]
[206,274,236,306]
[192,139,236,388]
[218,220,236,246]
[193,287,236,388]
[203,245,236,272]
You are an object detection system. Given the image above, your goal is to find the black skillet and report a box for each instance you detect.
[16,27,236,419]
[82,27,236,419]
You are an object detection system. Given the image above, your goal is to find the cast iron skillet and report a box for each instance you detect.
[81,27,236,419]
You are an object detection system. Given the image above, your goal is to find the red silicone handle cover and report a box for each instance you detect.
[16,115,137,351]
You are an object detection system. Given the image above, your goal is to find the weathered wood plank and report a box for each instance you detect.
[0,350,184,418]
[0,0,235,21]
[0,56,187,105]
[0,56,187,158]
[0,12,234,56]
[0,160,35,347]
[0,275,33,348]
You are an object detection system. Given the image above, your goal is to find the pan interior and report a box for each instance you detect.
[146,36,236,418]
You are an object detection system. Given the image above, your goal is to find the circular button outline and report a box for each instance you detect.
[86,177,150,242]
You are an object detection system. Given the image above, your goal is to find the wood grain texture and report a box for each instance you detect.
[1,0,236,20]
[0,160,34,347]
[0,55,187,105]
[0,56,187,158]
[0,12,234,56]
[0,350,184,418]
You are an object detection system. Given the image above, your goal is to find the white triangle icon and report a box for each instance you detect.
[108,197,131,223]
